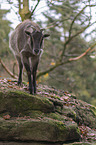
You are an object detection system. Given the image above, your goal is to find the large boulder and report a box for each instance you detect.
[0,90,80,142]
[0,78,96,144]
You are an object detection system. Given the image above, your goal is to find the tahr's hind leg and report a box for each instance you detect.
[16,55,23,85]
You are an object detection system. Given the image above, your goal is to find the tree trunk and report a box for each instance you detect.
[18,0,31,21]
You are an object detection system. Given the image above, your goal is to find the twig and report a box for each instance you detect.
[43,18,70,30]
[31,0,40,16]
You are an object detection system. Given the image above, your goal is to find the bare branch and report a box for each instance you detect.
[69,47,91,61]
[6,0,13,4]
[34,5,47,14]
[37,42,96,79]
[43,18,70,30]
[69,4,96,38]
[60,20,96,61]
[90,47,96,53]
[69,42,96,61]
[31,0,40,16]
[0,58,17,79]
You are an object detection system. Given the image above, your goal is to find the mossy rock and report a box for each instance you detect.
[74,100,96,129]
[0,117,80,142]
[0,89,80,143]
[0,79,96,144]
[64,142,92,145]
[0,90,54,116]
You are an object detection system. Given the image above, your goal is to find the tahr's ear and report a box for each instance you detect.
[43,34,50,38]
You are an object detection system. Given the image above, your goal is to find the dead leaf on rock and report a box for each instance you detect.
[8,85,13,88]
[3,114,11,120]
[7,79,12,82]
[63,96,69,101]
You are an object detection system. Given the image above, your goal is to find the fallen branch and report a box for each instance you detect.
[0,58,18,79]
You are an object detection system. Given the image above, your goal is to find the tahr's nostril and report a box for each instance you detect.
[34,49,39,53]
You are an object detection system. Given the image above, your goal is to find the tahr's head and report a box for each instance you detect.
[25,25,50,56]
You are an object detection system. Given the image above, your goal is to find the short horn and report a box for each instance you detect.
[31,26,36,31]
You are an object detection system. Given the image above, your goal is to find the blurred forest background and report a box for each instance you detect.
[0,0,96,106]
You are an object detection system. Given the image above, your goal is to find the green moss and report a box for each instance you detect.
[45,112,66,121]
[7,90,31,97]
[55,120,66,130]
[54,95,60,100]
[62,106,76,120]
[76,127,80,135]
[0,90,54,116]
[28,110,45,118]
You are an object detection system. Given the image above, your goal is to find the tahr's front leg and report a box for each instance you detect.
[33,68,37,94]
[22,55,33,94]
[31,58,39,94]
